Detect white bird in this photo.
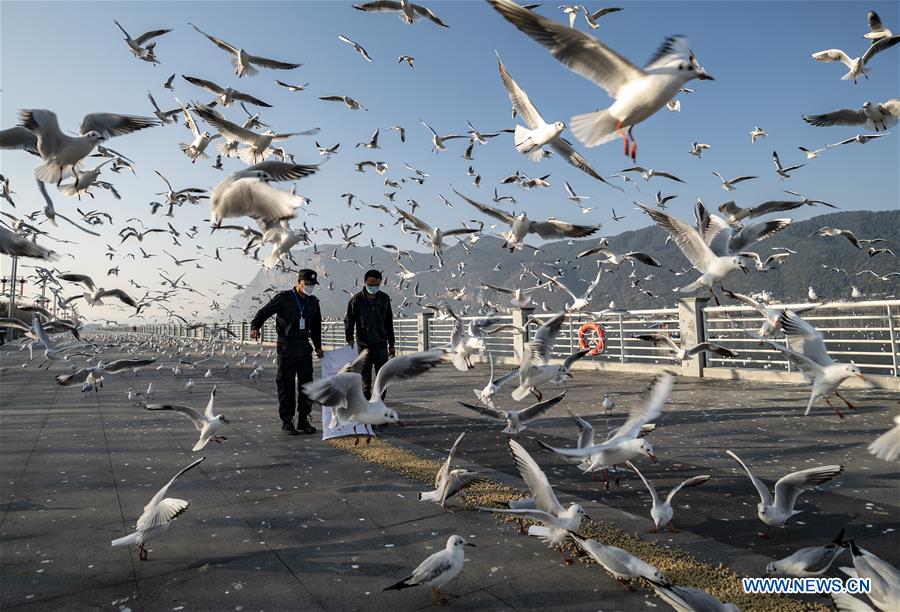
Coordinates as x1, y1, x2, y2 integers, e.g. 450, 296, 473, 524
648, 579, 739, 612
338, 34, 373, 61
712, 171, 757, 191
194, 106, 317, 165
633, 333, 738, 361
111, 457, 205, 561
798, 145, 826, 159
803, 99, 899, 131
582, 6, 623, 30
827, 132, 890, 147
395, 208, 477, 267
209, 161, 319, 225
303, 349, 444, 428
481, 282, 542, 309
811, 35, 900, 83
0, 226, 55, 259
511, 314, 589, 400
6, 109, 157, 185
419, 119, 466, 152
569, 533, 664, 586
868, 414, 900, 461
808, 286, 819, 301
540, 270, 603, 312
472, 352, 519, 408
840, 540, 900, 611
690, 142, 710, 157
446, 311, 507, 371
146, 386, 230, 451
489, 0, 713, 160
418, 433, 479, 507
726, 449, 843, 529
636, 205, 752, 295
189, 22, 303, 77
181, 76, 272, 108
184, 378, 194, 392
175, 99, 220, 163
765, 529, 846, 577
57, 273, 138, 309
353, 0, 450, 27
626, 461, 710, 532
864, 10, 893, 41
576, 245, 660, 268
57, 158, 115, 199
772, 150, 804, 179
750, 126, 768, 143
30, 316, 93, 368
720, 289, 818, 339
602, 393, 615, 414
382, 536, 472, 606
456, 189, 599, 251
113, 20, 171, 64
766, 310, 867, 418
496, 53, 620, 191
538, 374, 670, 487
458, 392, 565, 435
477, 439, 588, 555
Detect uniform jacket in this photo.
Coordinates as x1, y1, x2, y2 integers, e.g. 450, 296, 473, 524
250, 289, 322, 354
344, 290, 395, 350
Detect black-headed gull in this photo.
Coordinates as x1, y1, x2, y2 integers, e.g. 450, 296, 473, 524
209, 161, 319, 225
765, 310, 866, 418
353, 1, 449, 27
146, 386, 230, 451
455, 188, 599, 251
337, 34, 373, 62
477, 439, 588, 558
811, 35, 900, 83
840, 540, 900, 611
194, 105, 317, 165
395, 208, 477, 267
720, 289, 818, 339
418, 432, 479, 507
181, 75, 272, 108
576, 245, 660, 267
458, 392, 565, 435
510, 313, 588, 400
383, 536, 472, 606
569, 533, 664, 586
726, 449, 843, 529
489, 0, 712, 160
712, 171, 757, 191
865, 10, 893, 41
57, 273, 138, 308
582, 6, 622, 30
648, 578, 739, 612
540, 270, 602, 312
7, 109, 157, 185
868, 414, 900, 461
174, 99, 220, 163
538, 373, 670, 488
749, 126, 768, 143
189, 22, 302, 77
765, 529, 846, 577
772, 150, 804, 179
303, 348, 444, 428
633, 333, 738, 362
627, 461, 710, 532
113, 20, 171, 64
803, 99, 899, 131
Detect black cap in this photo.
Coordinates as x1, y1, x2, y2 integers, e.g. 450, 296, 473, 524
298, 269, 319, 285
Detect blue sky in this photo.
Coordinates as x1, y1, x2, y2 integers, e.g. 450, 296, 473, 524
1, 1, 897, 321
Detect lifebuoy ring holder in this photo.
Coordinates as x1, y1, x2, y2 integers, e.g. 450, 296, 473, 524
577, 322, 606, 356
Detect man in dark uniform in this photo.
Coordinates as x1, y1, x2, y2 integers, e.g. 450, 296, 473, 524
344, 269, 395, 399
250, 269, 323, 435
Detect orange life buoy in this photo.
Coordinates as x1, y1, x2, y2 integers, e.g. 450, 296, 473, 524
577, 322, 606, 356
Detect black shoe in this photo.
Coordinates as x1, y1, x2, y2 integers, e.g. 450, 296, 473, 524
282, 424, 300, 436
297, 421, 317, 435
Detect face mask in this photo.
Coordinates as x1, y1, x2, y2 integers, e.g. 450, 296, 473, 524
302, 284, 315, 295
365, 285, 380, 295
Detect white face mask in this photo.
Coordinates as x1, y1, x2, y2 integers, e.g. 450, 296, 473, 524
302, 284, 315, 295
365, 285, 380, 295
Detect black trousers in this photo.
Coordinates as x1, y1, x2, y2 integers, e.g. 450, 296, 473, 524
276, 349, 314, 426
359, 345, 389, 400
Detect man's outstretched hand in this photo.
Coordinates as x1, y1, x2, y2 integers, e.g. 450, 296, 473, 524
250, 329, 260, 341
388, 346, 396, 358
315, 349, 324, 359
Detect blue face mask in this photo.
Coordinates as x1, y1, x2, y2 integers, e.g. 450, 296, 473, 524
365, 285, 380, 295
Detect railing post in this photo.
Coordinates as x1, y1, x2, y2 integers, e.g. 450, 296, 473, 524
677, 297, 710, 378
618, 316, 626, 364
512, 307, 534, 359
887, 304, 898, 377
416, 312, 432, 351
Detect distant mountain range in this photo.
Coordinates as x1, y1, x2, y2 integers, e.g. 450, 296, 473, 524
227, 209, 899, 320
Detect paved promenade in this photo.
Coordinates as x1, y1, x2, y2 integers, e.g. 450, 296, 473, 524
1, 340, 897, 611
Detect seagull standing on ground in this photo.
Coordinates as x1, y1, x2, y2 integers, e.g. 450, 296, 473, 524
383, 536, 473, 606
765, 530, 846, 577
418, 433, 479, 507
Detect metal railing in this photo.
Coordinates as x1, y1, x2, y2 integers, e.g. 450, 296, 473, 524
135, 299, 900, 382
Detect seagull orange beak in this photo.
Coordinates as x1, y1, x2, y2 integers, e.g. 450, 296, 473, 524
856, 373, 867, 381
648, 452, 659, 464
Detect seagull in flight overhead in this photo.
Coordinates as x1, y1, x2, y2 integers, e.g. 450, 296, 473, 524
489, 0, 712, 159
458, 393, 566, 435
811, 34, 900, 83
352, 1, 449, 27
181, 76, 272, 108
772, 150, 804, 179
712, 171, 757, 191
57, 273, 138, 308
497, 52, 622, 191
802, 98, 899, 131
189, 22, 303, 77
826, 132, 890, 147
113, 20, 171, 64
749, 126, 768, 143
633, 333, 738, 362
864, 10, 893, 41
338, 34, 374, 62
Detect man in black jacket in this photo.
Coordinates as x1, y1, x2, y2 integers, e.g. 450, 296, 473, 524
250, 269, 323, 435
344, 269, 395, 399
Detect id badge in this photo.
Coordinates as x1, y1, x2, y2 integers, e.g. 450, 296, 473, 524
298, 318, 306, 331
